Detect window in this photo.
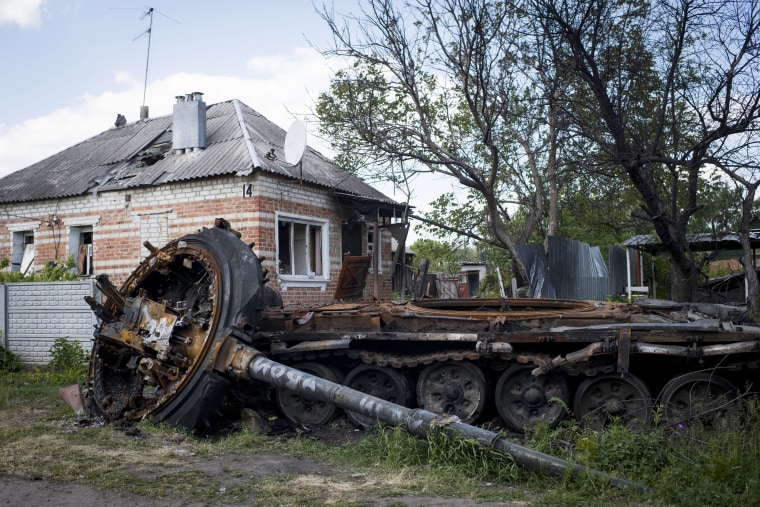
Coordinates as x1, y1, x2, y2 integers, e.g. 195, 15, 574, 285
11, 231, 34, 273
276, 212, 329, 290
69, 226, 93, 275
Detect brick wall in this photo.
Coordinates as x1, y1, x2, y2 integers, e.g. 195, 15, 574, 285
0, 281, 96, 365
0, 172, 395, 307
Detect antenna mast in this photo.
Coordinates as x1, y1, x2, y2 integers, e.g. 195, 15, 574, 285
138, 7, 154, 111
117, 5, 177, 119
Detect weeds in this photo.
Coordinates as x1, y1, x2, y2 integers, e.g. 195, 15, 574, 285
349, 425, 517, 483
524, 397, 760, 506
1, 364, 758, 506
0, 345, 21, 373
48, 337, 89, 377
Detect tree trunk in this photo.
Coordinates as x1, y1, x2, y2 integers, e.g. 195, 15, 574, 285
739, 187, 760, 315
668, 261, 693, 302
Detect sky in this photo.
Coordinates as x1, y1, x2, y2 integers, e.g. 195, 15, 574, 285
0, 0, 458, 232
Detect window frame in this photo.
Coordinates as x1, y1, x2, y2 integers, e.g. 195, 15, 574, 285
69, 225, 94, 275
367, 227, 383, 274
275, 211, 330, 291
7, 222, 40, 273
11, 231, 34, 273
66, 216, 100, 277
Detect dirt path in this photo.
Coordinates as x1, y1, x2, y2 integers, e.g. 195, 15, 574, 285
1, 397, 530, 506
1, 422, 528, 507
0, 474, 525, 507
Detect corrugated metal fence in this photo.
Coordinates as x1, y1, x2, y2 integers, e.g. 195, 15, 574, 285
515, 237, 631, 300
0, 281, 96, 365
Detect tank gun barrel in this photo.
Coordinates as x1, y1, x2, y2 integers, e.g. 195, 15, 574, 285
216, 337, 652, 494
86, 220, 760, 497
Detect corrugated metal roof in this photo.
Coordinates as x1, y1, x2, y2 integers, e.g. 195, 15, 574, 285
0, 99, 401, 208
622, 232, 760, 252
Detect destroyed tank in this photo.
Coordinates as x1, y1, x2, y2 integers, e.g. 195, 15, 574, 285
84, 219, 760, 434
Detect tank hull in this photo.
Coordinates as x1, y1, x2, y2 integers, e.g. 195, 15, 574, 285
84, 219, 760, 436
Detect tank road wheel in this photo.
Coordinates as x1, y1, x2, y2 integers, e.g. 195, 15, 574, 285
416, 361, 488, 424
574, 374, 652, 430
344, 365, 412, 428
658, 372, 738, 429
495, 365, 570, 432
276, 362, 341, 427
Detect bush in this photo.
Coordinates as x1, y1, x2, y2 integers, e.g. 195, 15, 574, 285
0, 345, 21, 373
0, 255, 79, 283
48, 337, 89, 376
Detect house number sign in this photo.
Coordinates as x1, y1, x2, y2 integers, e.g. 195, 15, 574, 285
242, 183, 253, 198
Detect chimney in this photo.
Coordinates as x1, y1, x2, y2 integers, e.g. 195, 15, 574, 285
172, 92, 207, 152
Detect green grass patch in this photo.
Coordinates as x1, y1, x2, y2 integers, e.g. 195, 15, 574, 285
2, 367, 759, 506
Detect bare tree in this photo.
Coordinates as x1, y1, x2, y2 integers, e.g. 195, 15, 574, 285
532, 0, 760, 301
316, 0, 565, 281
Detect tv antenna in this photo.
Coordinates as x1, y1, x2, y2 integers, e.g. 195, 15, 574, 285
119, 6, 179, 112
134, 7, 156, 109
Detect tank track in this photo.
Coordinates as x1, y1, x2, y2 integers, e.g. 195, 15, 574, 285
81, 219, 760, 436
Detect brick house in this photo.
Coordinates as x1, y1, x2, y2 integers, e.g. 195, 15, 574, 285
0, 92, 405, 305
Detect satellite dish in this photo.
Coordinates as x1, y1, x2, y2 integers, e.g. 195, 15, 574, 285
284, 120, 307, 165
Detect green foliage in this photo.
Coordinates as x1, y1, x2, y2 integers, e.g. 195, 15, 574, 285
0, 334, 20, 373
574, 424, 669, 481
1, 366, 759, 506
317, 0, 759, 303
0, 347, 20, 372
0, 256, 79, 283
653, 397, 760, 506
409, 238, 475, 273
525, 397, 760, 506
353, 425, 518, 483
48, 337, 89, 377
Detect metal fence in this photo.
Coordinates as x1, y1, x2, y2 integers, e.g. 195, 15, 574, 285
515, 237, 631, 301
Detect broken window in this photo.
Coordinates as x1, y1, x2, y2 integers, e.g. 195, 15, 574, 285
11, 231, 34, 274
69, 226, 93, 275
277, 214, 328, 279
341, 221, 382, 273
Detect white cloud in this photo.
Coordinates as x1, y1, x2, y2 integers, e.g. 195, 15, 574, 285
0, 43, 442, 241
112, 71, 133, 85
0, 0, 46, 29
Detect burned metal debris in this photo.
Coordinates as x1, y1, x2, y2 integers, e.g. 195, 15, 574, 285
75, 219, 760, 490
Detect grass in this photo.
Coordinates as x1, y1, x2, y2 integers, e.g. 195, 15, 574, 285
1, 366, 759, 506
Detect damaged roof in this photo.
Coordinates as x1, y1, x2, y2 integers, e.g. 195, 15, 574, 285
622, 231, 760, 253
0, 99, 401, 209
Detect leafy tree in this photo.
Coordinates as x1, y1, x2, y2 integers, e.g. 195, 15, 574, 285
409, 237, 481, 273
531, 0, 760, 302
316, 0, 759, 304
316, 0, 570, 282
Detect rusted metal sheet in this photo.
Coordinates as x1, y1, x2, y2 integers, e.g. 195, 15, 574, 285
334, 255, 371, 300
78, 219, 760, 490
